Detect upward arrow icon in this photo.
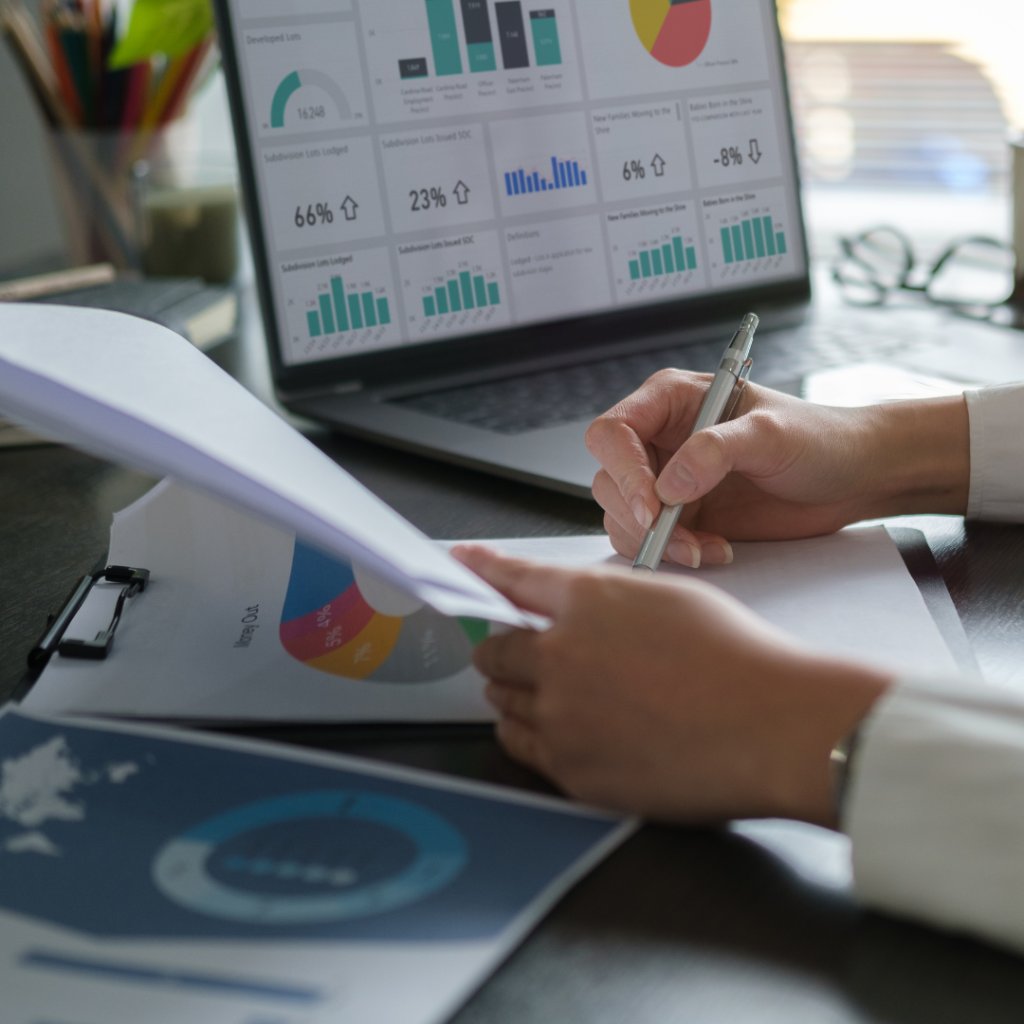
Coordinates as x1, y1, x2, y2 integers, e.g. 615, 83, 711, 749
340, 196, 359, 220
651, 154, 666, 176
453, 181, 471, 204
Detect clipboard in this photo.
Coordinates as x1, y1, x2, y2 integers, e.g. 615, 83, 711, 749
12, 503, 980, 723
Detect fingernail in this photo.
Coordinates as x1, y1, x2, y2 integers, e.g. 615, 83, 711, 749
658, 463, 697, 504
667, 540, 701, 568
702, 540, 734, 565
631, 496, 653, 530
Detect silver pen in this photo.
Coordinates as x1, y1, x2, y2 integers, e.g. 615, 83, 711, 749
633, 312, 759, 573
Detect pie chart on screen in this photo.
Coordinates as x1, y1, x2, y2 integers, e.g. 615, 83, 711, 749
630, 0, 712, 67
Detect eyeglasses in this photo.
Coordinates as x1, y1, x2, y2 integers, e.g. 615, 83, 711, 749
831, 226, 1017, 319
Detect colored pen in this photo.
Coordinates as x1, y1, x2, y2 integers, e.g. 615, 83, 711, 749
632, 312, 759, 574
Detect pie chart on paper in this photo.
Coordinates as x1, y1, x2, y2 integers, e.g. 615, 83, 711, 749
630, 0, 712, 68
279, 540, 488, 683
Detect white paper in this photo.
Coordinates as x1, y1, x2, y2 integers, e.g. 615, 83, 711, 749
802, 362, 969, 407
0, 707, 630, 1024
0, 303, 528, 626
489, 532, 961, 677
23, 481, 959, 722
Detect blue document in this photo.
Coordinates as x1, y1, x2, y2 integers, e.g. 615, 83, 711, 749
0, 709, 630, 1024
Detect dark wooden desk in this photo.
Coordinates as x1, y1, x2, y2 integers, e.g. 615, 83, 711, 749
4, 424, 1024, 1023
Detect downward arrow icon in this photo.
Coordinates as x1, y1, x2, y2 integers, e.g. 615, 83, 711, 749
748, 139, 762, 164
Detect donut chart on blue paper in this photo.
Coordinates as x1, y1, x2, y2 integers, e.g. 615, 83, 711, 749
153, 790, 468, 924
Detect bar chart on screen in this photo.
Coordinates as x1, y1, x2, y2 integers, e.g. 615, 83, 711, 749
492, 112, 594, 214
503, 155, 588, 196
703, 187, 794, 284
399, 231, 511, 340
281, 249, 401, 364
361, 0, 581, 123
607, 202, 705, 304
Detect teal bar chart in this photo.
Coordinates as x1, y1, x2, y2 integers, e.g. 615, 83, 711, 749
425, 0, 463, 75
628, 235, 697, 281
423, 272, 501, 317
529, 10, 562, 66
720, 217, 787, 264
305, 275, 391, 338
462, 0, 497, 71
396, 0, 567, 81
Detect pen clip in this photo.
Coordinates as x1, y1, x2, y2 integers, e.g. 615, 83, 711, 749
723, 358, 753, 422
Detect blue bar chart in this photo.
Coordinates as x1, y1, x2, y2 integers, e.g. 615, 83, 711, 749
503, 156, 588, 196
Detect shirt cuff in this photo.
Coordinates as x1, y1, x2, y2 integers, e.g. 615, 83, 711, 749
847, 675, 1024, 954
966, 384, 1024, 521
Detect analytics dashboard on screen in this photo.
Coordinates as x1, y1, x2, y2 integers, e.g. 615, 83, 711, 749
224, 0, 805, 367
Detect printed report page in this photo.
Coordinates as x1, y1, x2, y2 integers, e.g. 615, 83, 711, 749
227, 0, 805, 366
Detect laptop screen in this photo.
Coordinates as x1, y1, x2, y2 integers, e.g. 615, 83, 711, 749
217, 0, 806, 377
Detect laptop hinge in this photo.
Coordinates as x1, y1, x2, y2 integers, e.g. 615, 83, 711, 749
278, 379, 364, 402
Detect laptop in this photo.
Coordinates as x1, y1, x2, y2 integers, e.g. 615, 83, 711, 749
213, 0, 810, 498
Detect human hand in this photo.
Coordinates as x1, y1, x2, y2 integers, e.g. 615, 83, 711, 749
585, 372, 969, 567
453, 545, 891, 826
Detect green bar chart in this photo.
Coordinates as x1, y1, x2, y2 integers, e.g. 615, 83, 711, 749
529, 10, 562, 66
423, 272, 501, 317
305, 275, 391, 339
462, 0, 497, 71
720, 216, 787, 264
425, 0, 463, 75
628, 235, 698, 281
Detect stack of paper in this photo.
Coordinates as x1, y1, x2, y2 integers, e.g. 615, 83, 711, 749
0, 304, 529, 625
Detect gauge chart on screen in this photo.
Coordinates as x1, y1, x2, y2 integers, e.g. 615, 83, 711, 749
630, 0, 711, 67
279, 540, 489, 683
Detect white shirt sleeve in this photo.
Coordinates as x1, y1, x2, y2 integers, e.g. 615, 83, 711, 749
847, 676, 1024, 954
832, 386, 1024, 949
966, 384, 1024, 521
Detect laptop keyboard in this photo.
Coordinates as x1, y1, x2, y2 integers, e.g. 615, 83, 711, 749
394, 344, 723, 435
391, 304, 991, 435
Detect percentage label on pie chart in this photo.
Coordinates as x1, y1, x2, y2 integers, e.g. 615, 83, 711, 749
279, 540, 488, 682
630, 0, 711, 67
270, 69, 352, 127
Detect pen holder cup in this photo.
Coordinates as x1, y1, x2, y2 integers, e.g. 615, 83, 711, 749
45, 128, 145, 271
46, 128, 240, 283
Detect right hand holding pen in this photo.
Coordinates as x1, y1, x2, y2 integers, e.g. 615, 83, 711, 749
585, 370, 970, 567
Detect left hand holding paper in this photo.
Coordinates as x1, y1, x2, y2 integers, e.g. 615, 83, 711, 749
452, 544, 891, 828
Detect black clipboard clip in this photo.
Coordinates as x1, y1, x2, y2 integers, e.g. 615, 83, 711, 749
28, 565, 151, 673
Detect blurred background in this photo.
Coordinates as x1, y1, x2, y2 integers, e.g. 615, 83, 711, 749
1, 0, 1019, 278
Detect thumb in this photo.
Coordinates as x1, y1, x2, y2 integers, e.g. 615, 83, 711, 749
451, 545, 576, 618
655, 411, 779, 505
